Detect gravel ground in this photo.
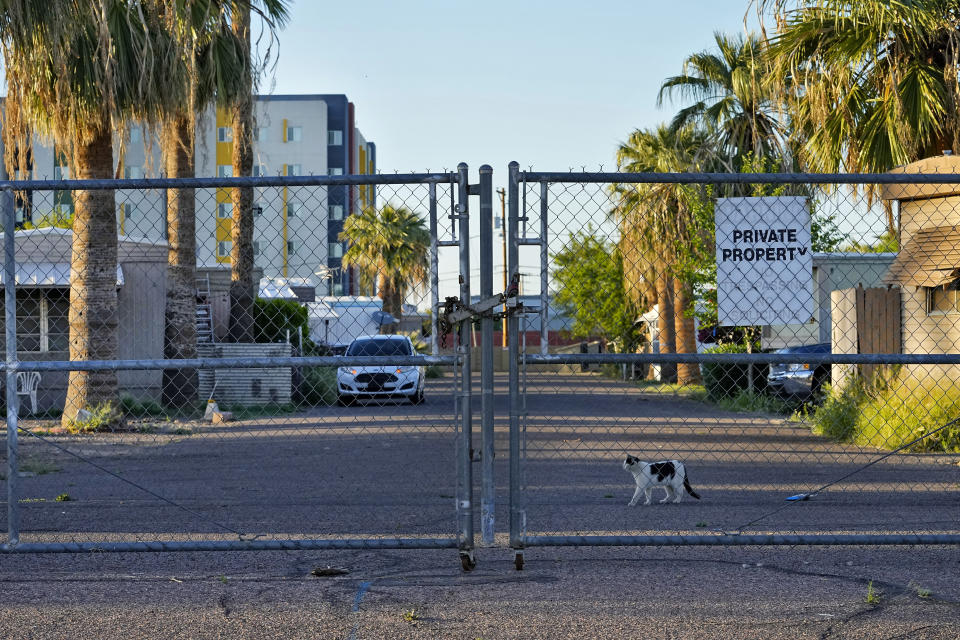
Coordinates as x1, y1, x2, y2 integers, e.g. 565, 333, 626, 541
2, 372, 958, 638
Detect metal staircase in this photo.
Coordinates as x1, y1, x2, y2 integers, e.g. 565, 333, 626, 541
196, 275, 214, 343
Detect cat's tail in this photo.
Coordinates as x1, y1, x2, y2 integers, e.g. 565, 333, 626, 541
683, 475, 701, 500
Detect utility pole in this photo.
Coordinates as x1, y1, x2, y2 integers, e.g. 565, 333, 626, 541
497, 188, 508, 348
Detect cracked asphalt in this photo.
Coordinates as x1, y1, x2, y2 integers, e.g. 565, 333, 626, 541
1, 372, 959, 638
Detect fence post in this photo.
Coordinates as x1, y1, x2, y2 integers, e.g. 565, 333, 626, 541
429, 182, 439, 356
478, 165, 495, 545
456, 163, 475, 569
3, 188, 20, 548
539, 182, 549, 355
507, 162, 524, 569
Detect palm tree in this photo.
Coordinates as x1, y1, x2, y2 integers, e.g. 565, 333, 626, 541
658, 31, 787, 169
612, 125, 713, 384
0, 1, 183, 426
339, 205, 430, 323
762, 0, 960, 175
159, 1, 286, 405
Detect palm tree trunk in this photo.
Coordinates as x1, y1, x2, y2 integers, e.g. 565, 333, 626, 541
673, 276, 700, 384
161, 112, 199, 407
228, 5, 255, 343
655, 267, 676, 383
62, 113, 119, 426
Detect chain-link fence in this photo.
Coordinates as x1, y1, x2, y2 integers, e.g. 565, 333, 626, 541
4, 165, 960, 570
1, 172, 478, 567
505, 165, 960, 565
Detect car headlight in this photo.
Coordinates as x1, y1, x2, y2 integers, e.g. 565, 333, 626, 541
787, 363, 810, 372
395, 366, 413, 374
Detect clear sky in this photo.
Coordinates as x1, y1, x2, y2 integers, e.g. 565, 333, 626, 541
265, 1, 761, 180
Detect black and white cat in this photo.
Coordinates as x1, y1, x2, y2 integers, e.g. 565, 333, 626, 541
622, 455, 701, 506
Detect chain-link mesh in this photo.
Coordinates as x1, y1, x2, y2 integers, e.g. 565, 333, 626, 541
509, 170, 960, 546
1, 174, 470, 552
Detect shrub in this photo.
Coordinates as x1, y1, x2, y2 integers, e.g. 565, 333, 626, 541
809, 373, 960, 452
65, 402, 123, 434
296, 366, 338, 406
702, 342, 767, 401
254, 298, 310, 345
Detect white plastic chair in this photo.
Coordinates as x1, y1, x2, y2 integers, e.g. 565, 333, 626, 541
16, 371, 41, 414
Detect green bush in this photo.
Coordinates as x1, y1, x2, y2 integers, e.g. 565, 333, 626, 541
296, 366, 338, 406
254, 298, 310, 345
65, 402, 123, 434
810, 374, 960, 452
702, 343, 767, 400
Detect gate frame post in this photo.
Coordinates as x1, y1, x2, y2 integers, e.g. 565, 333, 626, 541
478, 165, 496, 546
507, 162, 524, 569
3, 188, 20, 549
455, 163, 476, 570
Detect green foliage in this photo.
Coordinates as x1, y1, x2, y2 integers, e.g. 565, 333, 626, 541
254, 298, 310, 345
552, 228, 639, 353
296, 366, 337, 407
715, 389, 795, 415
701, 342, 765, 401
65, 402, 122, 434
120, 394, 166, 418
842, 230, 899, 254
810, 382, 863, 442
55, 493, 71, 502
810, 374, 960, 453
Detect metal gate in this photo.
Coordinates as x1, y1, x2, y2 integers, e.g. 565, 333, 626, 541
1, 170, 479, 570
503, 164, 960, 569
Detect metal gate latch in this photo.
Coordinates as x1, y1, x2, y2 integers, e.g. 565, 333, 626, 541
440, 273, 521, 342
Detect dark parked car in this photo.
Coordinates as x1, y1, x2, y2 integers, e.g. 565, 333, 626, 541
767, 343, 831, 400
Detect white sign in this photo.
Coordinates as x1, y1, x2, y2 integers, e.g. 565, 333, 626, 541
715, 196, 813, 326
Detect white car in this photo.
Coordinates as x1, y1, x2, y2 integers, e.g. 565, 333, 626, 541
336, 335, 425, 406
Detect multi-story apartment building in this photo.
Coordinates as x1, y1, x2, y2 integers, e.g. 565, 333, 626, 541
3, 94, 376, 296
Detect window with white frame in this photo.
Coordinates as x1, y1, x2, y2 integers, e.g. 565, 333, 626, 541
328, 242, 343, 258
287, 240, 297, 255
252, 164, 268, 177
252, 240, 260, 257
1, 289, 70, 353
217, 126, 233, 143
217, 165, 233, 178
328, 130, 343, 145
217, 202, 231, 218
328, 167, 344, 176
286, 164, 302, 176
122, 202, 138, 220
217, 240, 232, 258
329, 204, 344, 221
53, 165, 69, 180
286, 125, 302, 142
286, 200, 299, 218
124, 165, 143, 179
253, 202, 263, 216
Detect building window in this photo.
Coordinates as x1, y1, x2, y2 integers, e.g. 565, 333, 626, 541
253, 241, 260, 257
124, 166, 143, 180
928, 283, 960, 314
329, 204, 344, 221
217, 126, 233, 143
287, 240, 297, 255
286, 164, 302, 176
257, 127, 269, 143
286, 200, 299, 218
217, 202, 231, 218
253, 202, 263, 217
332, 282, 344, 296
53, 165, 69, 181
129, 128, 142, 144
286, 125, 302, 142
328, 130, 343, 145
122, 203, 139, 220
329, 242, 343, 259
217, 241, 232, 258
1, 289, 70, 353
328, 167, 344, 176
252, 164, 268, 177
217, 165, 233, 178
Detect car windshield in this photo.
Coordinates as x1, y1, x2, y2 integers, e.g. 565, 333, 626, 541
346, 339, 412, 357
